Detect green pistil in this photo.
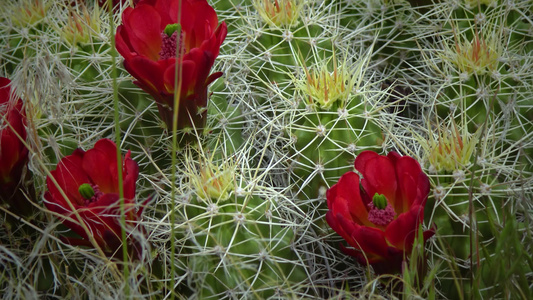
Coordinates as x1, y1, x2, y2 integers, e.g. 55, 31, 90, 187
372, 193, 388, 210
164, 23, 181, 37
78, 183, 95, 200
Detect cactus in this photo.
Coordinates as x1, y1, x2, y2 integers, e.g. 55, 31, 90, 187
167, 85, 307, 297
230, 0, 385, 198
400, 1, 533, 298
178, 154, 307, 298
0, 0, 532, 299
417, 115, 531, 298
415, 117, 499, 296
287, 51, 383, 200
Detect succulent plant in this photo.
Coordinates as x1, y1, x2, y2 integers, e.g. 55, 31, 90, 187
0, 0, 531, 299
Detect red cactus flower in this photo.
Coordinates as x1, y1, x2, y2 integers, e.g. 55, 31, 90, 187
44, 139, 144, 259
115, 0, 227, 130
326, 151, 434, 274
0, 77, 28, 199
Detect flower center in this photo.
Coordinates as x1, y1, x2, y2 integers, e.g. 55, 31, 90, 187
159, 23, 183, 60
367, 193, 396, 226
78, 183, 103, 206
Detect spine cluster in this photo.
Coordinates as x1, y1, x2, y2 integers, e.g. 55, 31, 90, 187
0, 0, 531, 299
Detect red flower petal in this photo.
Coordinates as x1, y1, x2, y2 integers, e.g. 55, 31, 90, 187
206, 71, 223, 87
348, 225, 389, 263
200, 22, 228, 58
115, 26, 134, 61
46, 149, 89, 207
0, 77, 12, 103
75, 193, 127, 246
354, 151, 398, 209
150, 0, 181, 28
389, 152, 428, 212
60, 236, 93, 248
181, 48, 215, 100
121, 4, 162, 61
140, 0, 219, 51
82, 139, 118, 194
45, 195, 109, 248
326, 211, 357, 247
122, 151, 139, 200
0, 78, 27, 186
0, 127, 22, 183
327, 171, 372, 227
44, 191, 72, 216
87, 192, 121, 211
162, 59, 203, 128
124, 56, 173, 99
181, 0, 220, 50
338, 243, 360, 258
163, 59, 197, 98
385, 205, 425, 251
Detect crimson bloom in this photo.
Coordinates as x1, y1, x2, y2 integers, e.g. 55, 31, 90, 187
0, 77, 28, 202
44, 139, 144, 259
115, 0, 227, 130
326, 151, 434, 274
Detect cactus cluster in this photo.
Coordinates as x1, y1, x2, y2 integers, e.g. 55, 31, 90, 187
0, 0, 532, 299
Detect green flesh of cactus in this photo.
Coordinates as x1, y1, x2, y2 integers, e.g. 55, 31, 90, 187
290, 99, 382, 199
182, 194, 306, 298
176, 85, 306, 297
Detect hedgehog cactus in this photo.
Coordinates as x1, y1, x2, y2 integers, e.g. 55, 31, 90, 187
418, 1, 532, 144
177, 140, 306, 298
406, 1, 533, 297
435, 26, 511, 132
420, 118, 500, 259
164, 81, 307, 297
417, 114, 532, 297
0, 0, 532, 299
182, 180, 306, 298
234, 0, 383, 200
242, 0, 328, 98
288, 53, 383, 199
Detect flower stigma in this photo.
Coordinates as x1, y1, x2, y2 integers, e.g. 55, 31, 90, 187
160, 23, 183, 60
367, 193, 395, 226
164, 23, 181, 37
78, 183, 103, 205
372, 193, 387, 209
79, 183, 95, 200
